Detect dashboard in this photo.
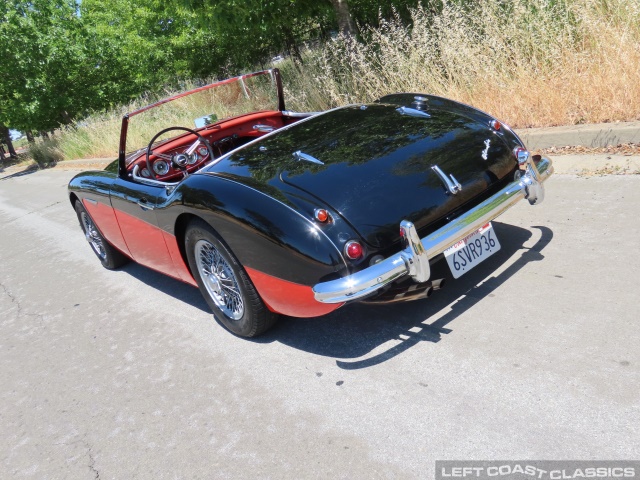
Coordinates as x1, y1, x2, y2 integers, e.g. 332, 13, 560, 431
126, 111, 291, 183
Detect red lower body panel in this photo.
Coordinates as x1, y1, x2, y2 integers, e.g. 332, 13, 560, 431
85, 201, 337, 317
245, 267, 344, 318
83, 199, 131, 257
109, 207, 195, 286
163, 231, 197, 287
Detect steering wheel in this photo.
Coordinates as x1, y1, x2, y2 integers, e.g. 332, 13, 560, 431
145, 126, 214, 180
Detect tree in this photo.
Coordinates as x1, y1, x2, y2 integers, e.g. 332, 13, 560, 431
1, 0, 212, 133
0, 124, 18, 158
0, 0, 98, 132
175, 0, 335, 69
331, 0, 356, 36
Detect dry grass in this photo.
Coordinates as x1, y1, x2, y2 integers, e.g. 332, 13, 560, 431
56, 0, 640, 159
57, 74, 279, 159
284, 0, 640, 128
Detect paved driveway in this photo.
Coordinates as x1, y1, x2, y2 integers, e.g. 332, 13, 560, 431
1, 169, 638, 479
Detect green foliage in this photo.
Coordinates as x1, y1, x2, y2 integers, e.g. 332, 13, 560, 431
177, 0, 335, 70
0, 0, 225, 134
0, 0, 422, 134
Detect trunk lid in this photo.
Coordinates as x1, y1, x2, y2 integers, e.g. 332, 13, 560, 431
214, 103, 517, 248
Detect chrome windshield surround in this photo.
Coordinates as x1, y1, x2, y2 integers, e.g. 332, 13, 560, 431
313, 155, 554, 303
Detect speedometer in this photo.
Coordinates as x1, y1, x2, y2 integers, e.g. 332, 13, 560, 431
153, 160, 169, 176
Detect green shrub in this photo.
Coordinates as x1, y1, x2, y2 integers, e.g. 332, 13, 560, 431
29, 138, 65, 168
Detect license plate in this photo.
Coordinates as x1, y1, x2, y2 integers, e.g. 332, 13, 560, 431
444, 223, 501, 279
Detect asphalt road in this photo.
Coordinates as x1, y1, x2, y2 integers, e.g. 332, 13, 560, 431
1, 169, 639, 479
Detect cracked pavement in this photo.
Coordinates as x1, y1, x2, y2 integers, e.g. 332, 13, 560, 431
1, 168, 639, 478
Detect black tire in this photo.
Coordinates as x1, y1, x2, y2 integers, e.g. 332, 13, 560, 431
185, 219, 278, 337
75, 201, 129, 270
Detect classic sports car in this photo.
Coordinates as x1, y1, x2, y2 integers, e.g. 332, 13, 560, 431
69, 69, 553, 337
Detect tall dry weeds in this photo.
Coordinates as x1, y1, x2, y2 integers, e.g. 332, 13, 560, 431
285, 0, 640, 128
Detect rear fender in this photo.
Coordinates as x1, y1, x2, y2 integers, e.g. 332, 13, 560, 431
171, 173, 347, 287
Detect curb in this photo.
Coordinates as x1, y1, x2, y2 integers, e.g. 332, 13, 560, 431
516, 121, 640, 150
548, 154, 640, 176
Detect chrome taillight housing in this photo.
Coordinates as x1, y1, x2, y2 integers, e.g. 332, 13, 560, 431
344, 240, 364, 260
513, 147, 530, 165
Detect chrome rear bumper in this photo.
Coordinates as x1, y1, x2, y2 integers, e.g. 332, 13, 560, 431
312, 155, 553, 303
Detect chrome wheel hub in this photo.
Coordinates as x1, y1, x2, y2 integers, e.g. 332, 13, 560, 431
195, 239, 244, 321
206, 273, 222, 295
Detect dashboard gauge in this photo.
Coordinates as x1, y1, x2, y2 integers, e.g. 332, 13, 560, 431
141, 168, 151, 178
197, 146, 209, 157
153, 160, 169, 176
187, 153, 199, 165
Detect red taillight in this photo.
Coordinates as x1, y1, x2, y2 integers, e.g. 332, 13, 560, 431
490, 119, 501, 131
344, 240, 363, 260
314, 209, 329, 223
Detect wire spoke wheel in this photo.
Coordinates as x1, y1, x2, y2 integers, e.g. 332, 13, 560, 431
74, 201, 129, 270
185, 219, 278, 337
81, 211, 107, 261
195, 239, 244, 320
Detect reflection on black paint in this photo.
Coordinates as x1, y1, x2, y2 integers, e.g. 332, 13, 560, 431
210, 103, 517, 248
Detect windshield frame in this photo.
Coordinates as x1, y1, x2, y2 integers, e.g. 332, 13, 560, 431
117, 69, 285, 178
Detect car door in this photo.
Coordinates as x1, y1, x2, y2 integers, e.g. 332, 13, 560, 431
110, 176, 178, 277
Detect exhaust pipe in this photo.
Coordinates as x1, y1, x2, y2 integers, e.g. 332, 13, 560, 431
361, 278, 446, 304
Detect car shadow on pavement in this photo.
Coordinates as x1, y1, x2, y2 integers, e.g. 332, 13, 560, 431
122, 263, 210, 313
256, 222, 554, 369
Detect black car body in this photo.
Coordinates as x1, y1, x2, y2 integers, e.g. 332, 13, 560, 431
69, 69, 553, 337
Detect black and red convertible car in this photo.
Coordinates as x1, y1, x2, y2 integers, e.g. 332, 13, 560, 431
69, 69, 553, 337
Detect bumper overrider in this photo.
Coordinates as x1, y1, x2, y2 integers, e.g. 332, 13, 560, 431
313, 154, 554, 303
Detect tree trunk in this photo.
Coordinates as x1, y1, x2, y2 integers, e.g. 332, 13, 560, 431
39, 131, 49, 140
1, 124, 18, 157
0, 144, 6, 161
61, 110, 73, 125
330, 0, 356, 37
26, 130, 35, 143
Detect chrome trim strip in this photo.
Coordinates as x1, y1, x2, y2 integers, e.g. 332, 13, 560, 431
293, 150, 324, 165
396, 106, 431, 118
312, 156, 553, 303
282, 110, 323, 118
253, 124, 275, 132
131, 164, 179, 188
431, 165, 462, 195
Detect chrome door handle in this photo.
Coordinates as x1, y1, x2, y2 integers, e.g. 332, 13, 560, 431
137, 198, 155, 210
